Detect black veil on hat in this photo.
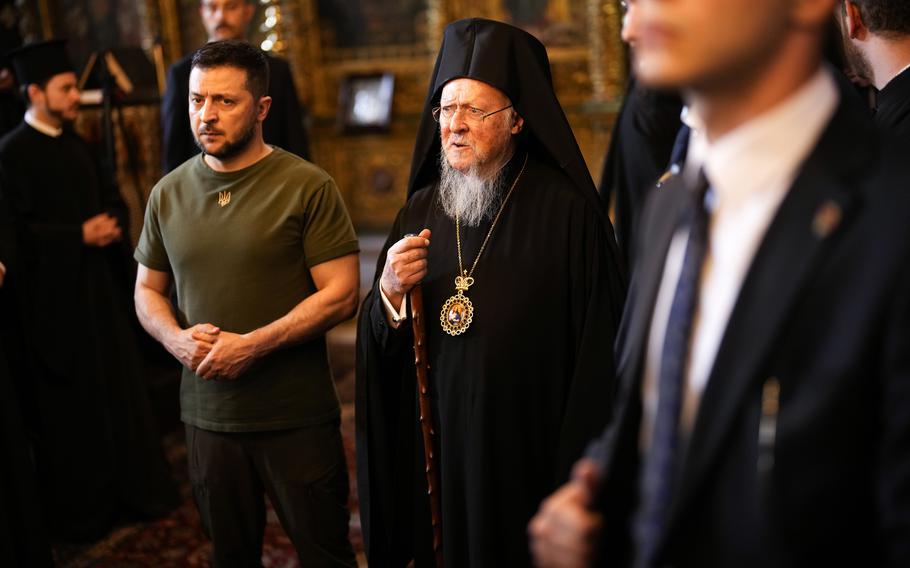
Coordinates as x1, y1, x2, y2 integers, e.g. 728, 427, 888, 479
407, 18, 602, 212
7, 39, 74, 86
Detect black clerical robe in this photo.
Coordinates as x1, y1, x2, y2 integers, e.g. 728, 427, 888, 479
599, 78, 682, 266
876, 65, 910, 136
356, 153, 624, 567
0, 181, 48, 565
0, 342, 52, 566
0, 121, 177, 541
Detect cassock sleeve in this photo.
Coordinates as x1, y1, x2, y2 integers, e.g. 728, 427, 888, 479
2, 178, 83, 250
554, 199, 626, 482
355, 205, 423, 566
0, 153, 83, 258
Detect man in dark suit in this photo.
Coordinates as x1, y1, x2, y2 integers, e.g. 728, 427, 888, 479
529, 0, 910, 566
160, 0, 309, 173
836, 0, 910, 134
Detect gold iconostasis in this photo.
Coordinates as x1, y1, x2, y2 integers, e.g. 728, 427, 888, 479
18, 0, 627, 236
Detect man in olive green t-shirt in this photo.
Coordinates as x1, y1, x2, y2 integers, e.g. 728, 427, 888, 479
135, 41, 358, 567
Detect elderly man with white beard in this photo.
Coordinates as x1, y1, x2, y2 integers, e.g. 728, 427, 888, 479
355, 18, 627, 568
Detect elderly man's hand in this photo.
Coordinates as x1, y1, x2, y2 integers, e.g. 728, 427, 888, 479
166, 323, 220, 372
529, 458, 604, 568
195, 330, 258, 381
380, 228, 431, 309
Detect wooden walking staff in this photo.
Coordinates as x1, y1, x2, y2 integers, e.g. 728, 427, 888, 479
409, 283, 444, 568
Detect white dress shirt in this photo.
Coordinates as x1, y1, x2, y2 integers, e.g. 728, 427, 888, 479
640, 69, 840, 448
380, 284, 408, 329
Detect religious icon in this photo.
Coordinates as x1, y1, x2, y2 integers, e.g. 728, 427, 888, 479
447, 303, 464, 325
339, 73, 395, 133
440, 293, 474, 336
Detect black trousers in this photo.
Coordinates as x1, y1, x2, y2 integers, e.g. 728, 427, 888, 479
185, 419, 356, 568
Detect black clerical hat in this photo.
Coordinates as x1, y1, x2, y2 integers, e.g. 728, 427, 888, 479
7, 40, 74, 86
408, 18, 596, 209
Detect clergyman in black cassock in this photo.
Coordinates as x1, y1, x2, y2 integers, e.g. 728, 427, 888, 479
0, 40, 178, 542
356, 18, 626, 567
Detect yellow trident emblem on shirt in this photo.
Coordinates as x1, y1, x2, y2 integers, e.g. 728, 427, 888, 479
217, 191, 231, 207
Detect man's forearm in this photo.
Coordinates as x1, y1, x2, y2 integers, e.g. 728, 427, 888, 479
135, 284, 183, 352
245, 283, 358, 358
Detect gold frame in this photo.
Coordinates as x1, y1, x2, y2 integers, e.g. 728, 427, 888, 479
157, 0, 183, 65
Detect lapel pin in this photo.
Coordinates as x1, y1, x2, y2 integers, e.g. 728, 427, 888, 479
812, 200, 842, 238
656, 163, 681, 188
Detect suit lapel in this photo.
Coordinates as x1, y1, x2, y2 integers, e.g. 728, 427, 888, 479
601, 173, 689, 478
662, 99, 873, 538
621, 174, 691, 381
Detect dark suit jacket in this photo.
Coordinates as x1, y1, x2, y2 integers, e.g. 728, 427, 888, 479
589, 87, 910, 568
160, 50, 310, 173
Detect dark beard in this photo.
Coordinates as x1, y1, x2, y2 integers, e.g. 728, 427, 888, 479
842, 40, 874, 87
194, 118, 257, 161
45, 103, 76, 125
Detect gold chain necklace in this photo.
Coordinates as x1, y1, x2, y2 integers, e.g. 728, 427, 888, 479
440, 153, 528, 336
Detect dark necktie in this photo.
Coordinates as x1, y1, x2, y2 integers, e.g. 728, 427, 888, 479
635, 170, 711, 568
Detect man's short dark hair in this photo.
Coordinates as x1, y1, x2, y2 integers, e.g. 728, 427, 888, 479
191, 40, 269, 99
851, 0, 910, 36
19, 79, 50, 107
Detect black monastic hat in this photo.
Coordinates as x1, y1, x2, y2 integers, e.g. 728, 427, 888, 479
407, 18, 600, 213
7, 39, 74, 86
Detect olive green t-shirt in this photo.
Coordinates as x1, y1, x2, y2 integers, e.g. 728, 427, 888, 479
135, 148, 359, 432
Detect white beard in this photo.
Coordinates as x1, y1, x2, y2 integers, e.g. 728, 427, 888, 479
437, 152, 506, 227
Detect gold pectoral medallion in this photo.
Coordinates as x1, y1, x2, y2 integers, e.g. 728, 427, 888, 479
441, 154, 528, 337
440, 274, 474, 336
218, 191, 231, 207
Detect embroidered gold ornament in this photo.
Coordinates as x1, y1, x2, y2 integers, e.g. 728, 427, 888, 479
218, 191, 231, 207
440, 154, 527, 336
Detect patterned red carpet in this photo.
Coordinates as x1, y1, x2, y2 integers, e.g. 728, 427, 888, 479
53, 366, 364, 567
